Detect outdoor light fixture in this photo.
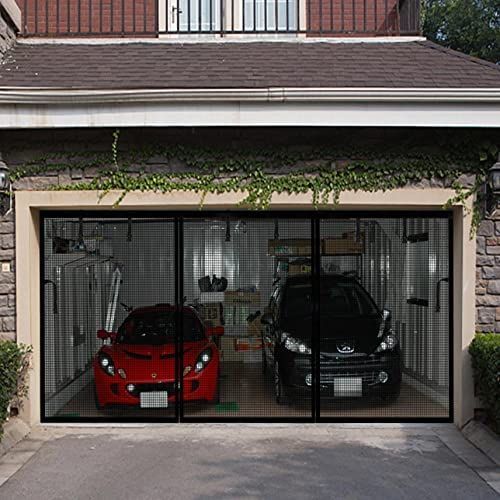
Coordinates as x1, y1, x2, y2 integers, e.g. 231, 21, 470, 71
0, 154, 11, 217
486, 154, 500, 215
0, 155, 9, 191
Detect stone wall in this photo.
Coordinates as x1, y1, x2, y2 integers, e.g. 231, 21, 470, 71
0, 127, 497, 340
0, 209, 15, 341
476, 217, 500, 333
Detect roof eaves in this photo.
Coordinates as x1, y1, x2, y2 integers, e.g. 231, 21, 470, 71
1, 87, 500, 104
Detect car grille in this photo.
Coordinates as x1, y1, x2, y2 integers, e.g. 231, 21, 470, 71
124, 350, 152, 360
320, 355, 381, 368
135, 383, 176, 393
319, 371, 378, 385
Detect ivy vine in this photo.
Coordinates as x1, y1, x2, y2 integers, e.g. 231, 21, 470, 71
8, 130, 499, 234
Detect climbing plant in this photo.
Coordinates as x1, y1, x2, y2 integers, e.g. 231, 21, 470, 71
8, 129, 499, 233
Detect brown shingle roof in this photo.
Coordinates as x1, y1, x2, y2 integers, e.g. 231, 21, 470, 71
0, 40, 499, 89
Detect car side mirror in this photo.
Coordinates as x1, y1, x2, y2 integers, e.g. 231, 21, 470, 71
97, 329, 116, 341
260, 313, 274, 326
206, 326, 224, 336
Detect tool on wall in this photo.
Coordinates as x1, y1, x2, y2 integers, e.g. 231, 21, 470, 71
105, 265, 123, 332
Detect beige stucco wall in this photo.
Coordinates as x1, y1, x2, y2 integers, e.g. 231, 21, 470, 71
15, 188, 476, 427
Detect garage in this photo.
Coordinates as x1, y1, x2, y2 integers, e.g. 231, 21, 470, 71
41, 211, 452, 422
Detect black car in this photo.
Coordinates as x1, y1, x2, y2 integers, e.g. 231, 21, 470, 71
260, 274, 402, 404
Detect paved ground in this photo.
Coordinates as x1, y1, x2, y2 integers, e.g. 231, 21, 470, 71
0, 425, 499, 500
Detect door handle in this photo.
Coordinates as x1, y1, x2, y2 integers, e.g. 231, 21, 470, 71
436, 277, 449, 312
172, 5, 183, 22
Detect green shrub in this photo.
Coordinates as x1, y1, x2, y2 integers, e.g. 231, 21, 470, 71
469, 333, 500, 433
0, 341, 31, 437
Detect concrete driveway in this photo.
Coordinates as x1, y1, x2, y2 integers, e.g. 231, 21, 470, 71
0, 424, 498, 500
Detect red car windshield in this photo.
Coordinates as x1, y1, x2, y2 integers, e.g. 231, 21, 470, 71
116, 311, 205, 345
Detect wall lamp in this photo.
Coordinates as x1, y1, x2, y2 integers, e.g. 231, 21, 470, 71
486, 155, 500, 216
0, 154, 12, 217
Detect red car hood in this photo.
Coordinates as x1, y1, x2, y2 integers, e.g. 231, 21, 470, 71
100, 341, 209, 381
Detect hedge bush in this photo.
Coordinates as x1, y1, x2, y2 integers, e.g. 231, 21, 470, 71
469, 334, 500, 433
0, 341, 31, 438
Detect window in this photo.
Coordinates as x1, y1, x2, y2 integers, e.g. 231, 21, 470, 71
244, 0, 298, 31
172, 0, 298, 32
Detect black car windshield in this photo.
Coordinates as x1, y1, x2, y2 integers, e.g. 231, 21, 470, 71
117, 311, 205, 345
282, 280, 379, 319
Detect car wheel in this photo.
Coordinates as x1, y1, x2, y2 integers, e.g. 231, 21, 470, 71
274, 362, 288, 405
381, 384, 401, 405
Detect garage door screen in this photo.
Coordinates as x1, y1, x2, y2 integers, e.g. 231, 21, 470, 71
41, 213, 452, 422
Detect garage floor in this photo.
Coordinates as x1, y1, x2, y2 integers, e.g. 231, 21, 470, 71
57, 362, 446, 419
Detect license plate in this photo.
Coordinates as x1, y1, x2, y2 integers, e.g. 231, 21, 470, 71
334, 378, 362, 397
140, 391, 168, 408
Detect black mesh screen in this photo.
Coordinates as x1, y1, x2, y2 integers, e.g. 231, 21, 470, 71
181, 218, 312, 419
318, 217, 450, 419
42, 213, 451, 422
42, 217, 178, 420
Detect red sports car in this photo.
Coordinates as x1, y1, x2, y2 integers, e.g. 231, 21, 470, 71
93, 305, 223, 410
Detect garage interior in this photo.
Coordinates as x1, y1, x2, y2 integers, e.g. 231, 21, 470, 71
42, 213, 451, 421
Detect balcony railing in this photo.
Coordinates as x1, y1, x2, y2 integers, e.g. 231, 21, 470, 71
20, 0, 420, 36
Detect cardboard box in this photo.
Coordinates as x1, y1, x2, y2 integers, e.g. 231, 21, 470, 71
247, 315, 263, 337
288, 263, 312, 276
221, 336, 243, 362
199, 292, 225, 303
268, 239, 311, 256
199, 302, 223, 327
224, 290, 261, 305
322, 237, 364, 255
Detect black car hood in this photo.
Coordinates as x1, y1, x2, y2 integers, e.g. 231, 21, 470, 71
281, 314, 382, 354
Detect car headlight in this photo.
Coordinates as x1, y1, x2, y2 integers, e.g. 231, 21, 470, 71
375, 333, 398, 353
282, 333, 311, 355
99, 353, 115, 376
194, 349, 212, 373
